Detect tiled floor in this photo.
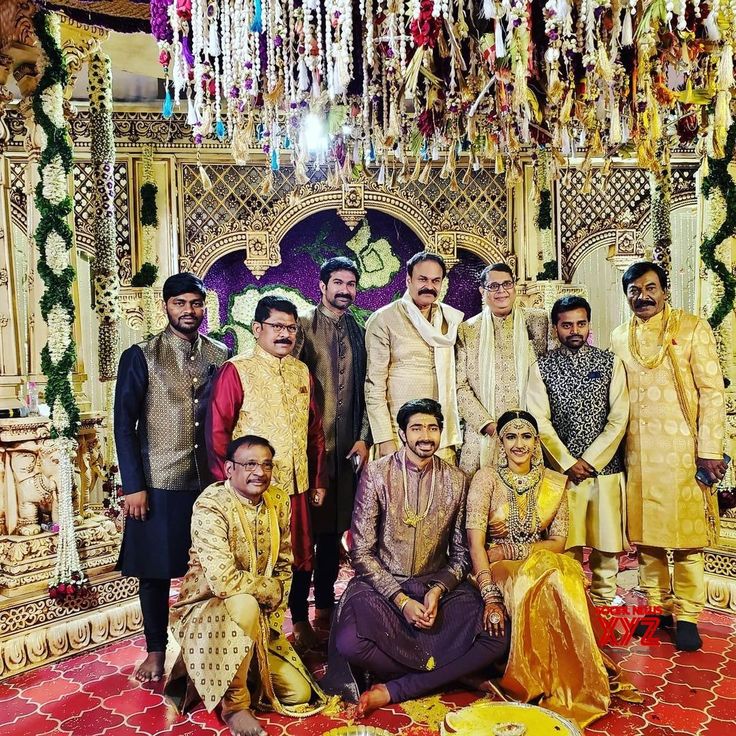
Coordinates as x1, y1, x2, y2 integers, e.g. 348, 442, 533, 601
2, 565, 735, 736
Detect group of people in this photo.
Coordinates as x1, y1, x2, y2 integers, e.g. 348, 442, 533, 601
114, 253, 727, 736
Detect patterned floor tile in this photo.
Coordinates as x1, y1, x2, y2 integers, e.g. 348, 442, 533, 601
3, 563, 735, 736
644, 702, 709, 733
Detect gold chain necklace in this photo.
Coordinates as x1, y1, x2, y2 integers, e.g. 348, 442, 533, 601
628, 303, 680, 370
401, 452, 436, 528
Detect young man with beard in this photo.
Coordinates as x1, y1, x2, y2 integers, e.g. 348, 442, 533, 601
206, 295, 328, 641
526, 296, 629, 605
611, 262, 726, 650
291, 257, 371, 649
166, 436, 326, 736
365, 252, 463, 464
321, 399, 509, 715
115, 272, 229, 682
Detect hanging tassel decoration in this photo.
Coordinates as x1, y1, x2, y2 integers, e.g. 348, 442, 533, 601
216, 119, 226, 140
495, 19, 506, 58
621, 11, 633, 46
251, 0, 263, 33
187, 95, 197, 125
483, 0, 498, 19
377, 160, 386, 185
704, 10, 721, 41
208, 17, 221, 56
298, 58, 310, 91
199, 163, 213, 191
270, 147, 280, 171
163, 85, 173, 119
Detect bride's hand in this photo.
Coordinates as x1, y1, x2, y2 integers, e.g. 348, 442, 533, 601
483, 600, 507, 637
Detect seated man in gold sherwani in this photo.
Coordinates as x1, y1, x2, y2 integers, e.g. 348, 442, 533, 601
611, 261, 727, 651
456, 263, 549, 475
321, 399, 509, 716
365, 252, 464, 463
166, 435, 325, 736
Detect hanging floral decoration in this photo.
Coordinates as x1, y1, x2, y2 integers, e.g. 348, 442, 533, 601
32, 9, 87, 601
89, 51, 120, 383
149, 0, 736, 183
534, 148, 558, 280
131, 144, 160, 337
701, 120, 736, 330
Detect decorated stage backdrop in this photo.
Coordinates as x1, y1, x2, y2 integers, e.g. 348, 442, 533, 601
203, 210, 486, 354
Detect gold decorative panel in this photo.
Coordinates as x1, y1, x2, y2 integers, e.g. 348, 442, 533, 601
8, 159, 26, 235
181, 163, 510, 276
558, 164, 697, 281
72, 160, 132, 283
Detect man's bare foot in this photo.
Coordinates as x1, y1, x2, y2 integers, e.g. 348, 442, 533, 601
223, 709, 266, 736
357, 683, 391, 718
134, 652, 165, 682
292, 621, 318, 652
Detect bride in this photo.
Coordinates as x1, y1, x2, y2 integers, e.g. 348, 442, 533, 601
465, 409, 631, 727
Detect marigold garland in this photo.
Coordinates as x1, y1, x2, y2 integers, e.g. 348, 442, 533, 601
32, 9, 87, 601
700, 121, 736, 330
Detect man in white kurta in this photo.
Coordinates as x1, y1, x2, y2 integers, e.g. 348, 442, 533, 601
365, 252, 463, 463
526, 296, 629, 605
610, 261, 726, 651
456, 263, 549, 474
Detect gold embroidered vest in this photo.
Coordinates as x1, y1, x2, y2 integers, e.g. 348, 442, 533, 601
139, 329, 229, 490
230, 346, 311, 494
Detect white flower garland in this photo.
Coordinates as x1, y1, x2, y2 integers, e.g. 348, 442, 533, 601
42, 155, 68, 205
89, 52, 120, 383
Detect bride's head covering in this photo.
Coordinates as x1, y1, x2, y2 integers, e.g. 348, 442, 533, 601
495, 409, 543, 468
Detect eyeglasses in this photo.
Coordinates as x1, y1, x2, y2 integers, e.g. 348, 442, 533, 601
258, 321, 298, 334
230, 459, 274, 472
481, 280, 515, 293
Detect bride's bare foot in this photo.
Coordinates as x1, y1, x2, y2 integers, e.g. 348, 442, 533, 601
134, 652, 165, 682
357, 683, 391, 718
223, 709, 266, 736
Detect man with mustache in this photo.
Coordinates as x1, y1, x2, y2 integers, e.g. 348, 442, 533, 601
456, 262, 550, 475
365, 251, 463, 464
166, 435, 327, 736
526, 296, 630, 605
207, 295, 328, 629
321, 399, 509, 714
114, 272, 229, 683
611, 261, 726, 650
291, 257, 371, 650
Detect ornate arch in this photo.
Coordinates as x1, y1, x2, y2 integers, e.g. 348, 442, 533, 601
568, 228, 644, 280
185, 180, 508, 278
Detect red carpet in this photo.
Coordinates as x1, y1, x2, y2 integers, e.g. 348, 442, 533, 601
2, 564, 735, 736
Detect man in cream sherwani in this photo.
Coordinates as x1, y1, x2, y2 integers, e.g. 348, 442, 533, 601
364, 251, 463, 464
456, 262, 549, 475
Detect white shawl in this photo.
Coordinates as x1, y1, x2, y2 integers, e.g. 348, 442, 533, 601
478, 305, 536, 466
400, 291, 464, 450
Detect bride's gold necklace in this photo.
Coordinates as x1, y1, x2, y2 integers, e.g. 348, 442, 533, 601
402, 452, 436, 528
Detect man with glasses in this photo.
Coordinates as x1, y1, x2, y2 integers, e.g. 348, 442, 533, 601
167, 435, 326, 735
456, 263, 549, 474
114, 272, 229, 684
365, 251, 463, 464
207, 295, 327, 636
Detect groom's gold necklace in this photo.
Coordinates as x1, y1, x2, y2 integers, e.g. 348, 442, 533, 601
402, 453, 436, 527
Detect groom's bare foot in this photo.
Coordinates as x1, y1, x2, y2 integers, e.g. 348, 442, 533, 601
357, 683, 391, 718
134, 652, 165, 682
224, 709, 266, 736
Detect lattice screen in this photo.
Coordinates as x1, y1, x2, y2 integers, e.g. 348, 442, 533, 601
180, 163, 509, 261
72, 161, 133, 284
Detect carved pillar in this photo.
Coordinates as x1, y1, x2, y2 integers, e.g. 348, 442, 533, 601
0, 54, 13, 154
